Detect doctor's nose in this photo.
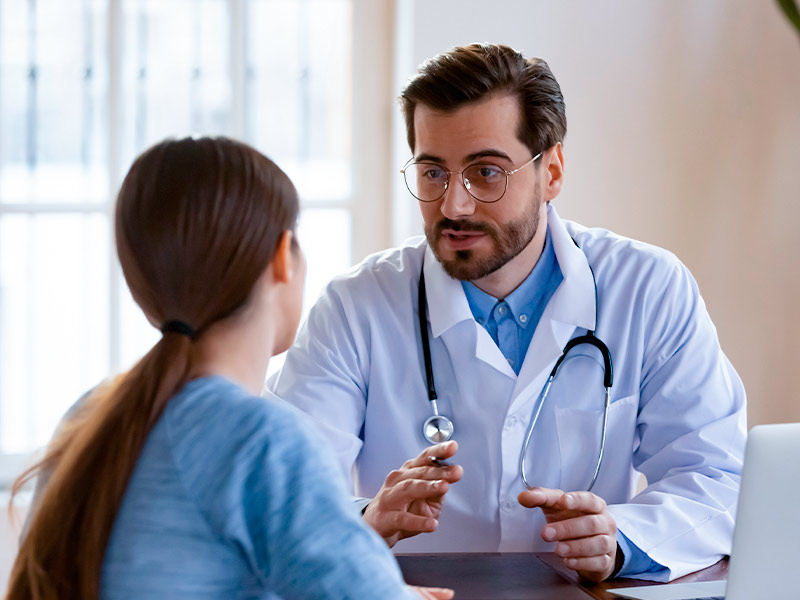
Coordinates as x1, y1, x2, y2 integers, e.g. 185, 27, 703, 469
439, 176, 477, 220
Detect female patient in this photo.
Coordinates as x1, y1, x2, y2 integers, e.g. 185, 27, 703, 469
6, 137, 451, 600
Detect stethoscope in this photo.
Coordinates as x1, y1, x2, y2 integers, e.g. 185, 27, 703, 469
417, 250, 614, 492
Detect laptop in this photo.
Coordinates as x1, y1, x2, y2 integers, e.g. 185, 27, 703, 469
609, 423, 800, 600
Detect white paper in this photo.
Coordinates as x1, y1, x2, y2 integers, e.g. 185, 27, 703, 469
607, 579, 726, 600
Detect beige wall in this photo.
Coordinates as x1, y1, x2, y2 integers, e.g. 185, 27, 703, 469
390, 0, 800, 427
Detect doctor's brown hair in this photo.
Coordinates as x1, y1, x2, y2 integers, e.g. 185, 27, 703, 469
6, 137, 299, 600
400, 43, 567, 156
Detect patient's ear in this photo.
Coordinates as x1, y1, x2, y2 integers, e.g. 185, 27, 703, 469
271, 231, 294, 284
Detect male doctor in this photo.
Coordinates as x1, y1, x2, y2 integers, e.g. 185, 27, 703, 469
270, 43, 746, 582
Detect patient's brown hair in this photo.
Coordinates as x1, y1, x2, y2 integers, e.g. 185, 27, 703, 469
6, 136, 299, 600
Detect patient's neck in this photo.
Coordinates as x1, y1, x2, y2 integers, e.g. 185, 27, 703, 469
188, 305, 274, 396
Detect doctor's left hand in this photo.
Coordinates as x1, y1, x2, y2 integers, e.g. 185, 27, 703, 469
518, 487, 619, 582
363, 441, 463, 548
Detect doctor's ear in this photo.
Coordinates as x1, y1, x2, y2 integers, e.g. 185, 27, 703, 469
542, 143, 564, 202
271, 230, 295, 284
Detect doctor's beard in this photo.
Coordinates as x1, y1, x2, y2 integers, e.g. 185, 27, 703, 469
425, 203, 541, 282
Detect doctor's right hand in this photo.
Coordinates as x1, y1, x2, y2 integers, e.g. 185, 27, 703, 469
363, 441, 463, 548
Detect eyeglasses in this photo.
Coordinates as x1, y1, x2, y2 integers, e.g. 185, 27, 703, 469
401, 152, 542, 204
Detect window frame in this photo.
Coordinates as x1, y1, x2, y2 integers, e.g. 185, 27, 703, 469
0, 0, 394, 484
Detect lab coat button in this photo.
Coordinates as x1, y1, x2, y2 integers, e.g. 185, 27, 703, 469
501, 499, 514, 512
504, 416, 517, 430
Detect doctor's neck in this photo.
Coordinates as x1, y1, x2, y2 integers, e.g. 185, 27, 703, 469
470, 221, 548, 300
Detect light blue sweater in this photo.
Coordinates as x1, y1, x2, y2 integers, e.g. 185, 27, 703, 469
99, 375, 411, 599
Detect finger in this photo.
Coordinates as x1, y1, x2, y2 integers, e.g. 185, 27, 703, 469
429, 439, 458, 462
517, 487, 566, 509
563, 554, 616, 582
410, 586, 455, 600
554, 534, 617, 559
557, 491, 607, 514
386, 464, 463, 487
395, 511, 438, 534
373, 510, 438, 537
404, 440, 459, 468
383, 479, 450, 505
418, 462, 463, 483
542, 513, 615, 542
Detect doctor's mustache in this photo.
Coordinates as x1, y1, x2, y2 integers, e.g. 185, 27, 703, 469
434, 218, 499, 240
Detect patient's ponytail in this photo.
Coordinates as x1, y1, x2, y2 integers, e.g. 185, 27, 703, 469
6, 137, 299, 600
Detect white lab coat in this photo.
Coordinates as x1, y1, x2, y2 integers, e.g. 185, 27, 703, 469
270, 205, 746, 581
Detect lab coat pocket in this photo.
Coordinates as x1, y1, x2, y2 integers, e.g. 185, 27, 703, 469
554, 394, 638, 500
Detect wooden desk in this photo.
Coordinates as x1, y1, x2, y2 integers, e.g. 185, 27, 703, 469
397, 553, 728, 600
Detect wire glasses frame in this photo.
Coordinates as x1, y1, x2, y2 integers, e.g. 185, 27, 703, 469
400, 152, 542, 204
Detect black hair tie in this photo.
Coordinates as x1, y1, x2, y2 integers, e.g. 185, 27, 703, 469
160, 320, 197, 340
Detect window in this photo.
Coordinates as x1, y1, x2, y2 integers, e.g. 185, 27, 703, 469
0, 0, 389, 467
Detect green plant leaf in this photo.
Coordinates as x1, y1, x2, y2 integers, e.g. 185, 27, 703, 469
777, 0, 800, 39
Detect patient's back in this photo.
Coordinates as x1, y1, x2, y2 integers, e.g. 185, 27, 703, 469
101, 375, 409, 600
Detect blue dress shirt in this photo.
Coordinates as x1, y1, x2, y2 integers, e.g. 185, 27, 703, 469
462, 228, 562, 375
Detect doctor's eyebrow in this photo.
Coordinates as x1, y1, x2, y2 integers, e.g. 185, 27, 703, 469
414, 153, 446, 164
413, 149, 514, 165
463, 149, 513, 163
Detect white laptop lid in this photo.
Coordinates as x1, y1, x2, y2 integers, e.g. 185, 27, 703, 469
610, 422, 800, 600
726, 422, 800, 600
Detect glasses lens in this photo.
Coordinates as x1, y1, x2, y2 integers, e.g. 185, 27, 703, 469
462, 164, 507, 203
404, 162, 447, 202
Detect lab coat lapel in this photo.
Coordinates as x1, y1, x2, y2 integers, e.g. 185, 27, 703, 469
423, 245, 516, 379
512, 206, 597, 405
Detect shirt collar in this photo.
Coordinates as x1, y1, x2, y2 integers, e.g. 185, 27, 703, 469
461, 227, 558, 330
423, 245, 474, 339
423, 204, 596, 337
460, 282, 495, 328
545, 204, 596, 331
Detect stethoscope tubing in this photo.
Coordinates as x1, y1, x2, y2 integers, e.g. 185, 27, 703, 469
418, 268, 456, 444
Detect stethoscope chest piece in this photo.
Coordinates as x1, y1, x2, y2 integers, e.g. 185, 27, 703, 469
423, 414, 454, 444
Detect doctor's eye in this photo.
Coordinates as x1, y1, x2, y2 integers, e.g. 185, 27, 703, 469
418, 164, 447, 182
467, 164, 504, 183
